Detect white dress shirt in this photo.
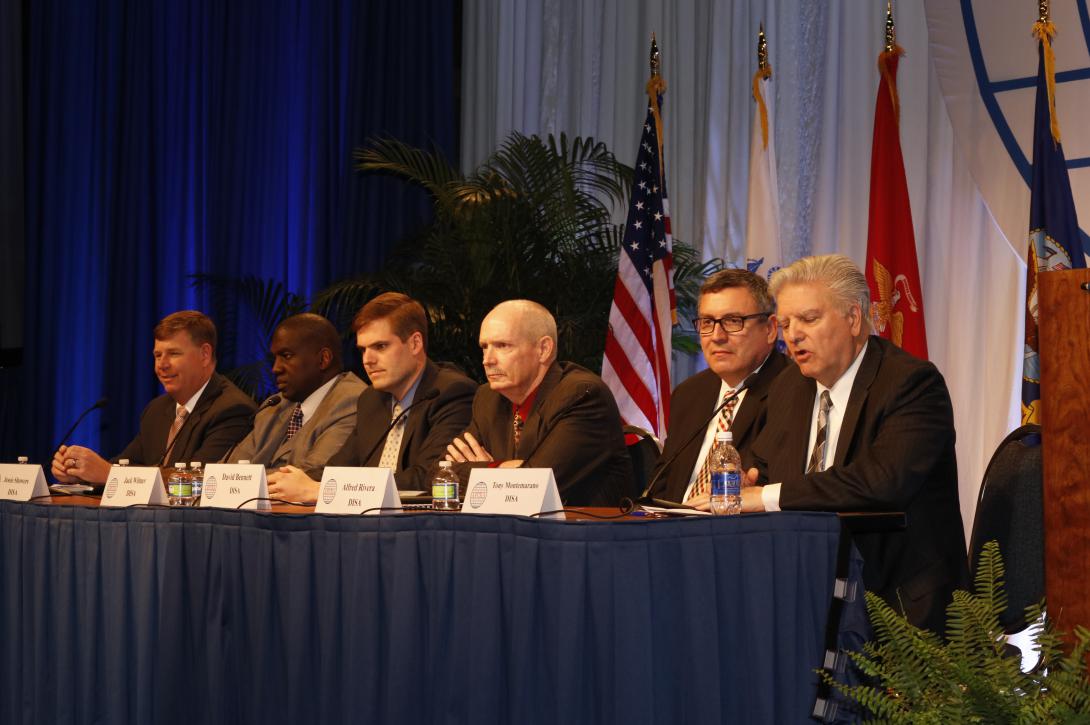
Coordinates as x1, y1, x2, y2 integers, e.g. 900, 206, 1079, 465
761, 339, 869, 511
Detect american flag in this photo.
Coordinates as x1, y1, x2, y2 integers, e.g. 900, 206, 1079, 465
602, 73, 677, 438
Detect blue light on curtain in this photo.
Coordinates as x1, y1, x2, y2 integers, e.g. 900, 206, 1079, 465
12, 0, 455, 463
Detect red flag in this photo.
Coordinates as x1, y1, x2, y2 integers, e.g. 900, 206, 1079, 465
865, 46, 928, 360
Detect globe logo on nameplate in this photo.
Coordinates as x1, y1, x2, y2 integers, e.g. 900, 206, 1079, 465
469, 480, 487, 509
105, 477, 118, 499
322, 478, 337, 505
204, 474, 217, 499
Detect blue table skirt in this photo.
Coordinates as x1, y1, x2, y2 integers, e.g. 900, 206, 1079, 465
0, 502, 865, 724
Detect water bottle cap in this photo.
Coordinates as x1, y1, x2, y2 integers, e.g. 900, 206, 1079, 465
118, 459, 130, 466
175, 462, 187, 469
715, 431, 733, 442
439, 460, 452, 469
17, 456, 28, 464
238, 460, 250, 465
189, 462, 202, 468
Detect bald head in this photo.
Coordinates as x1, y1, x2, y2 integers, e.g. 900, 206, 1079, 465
479, 300, 558, 404
270, 313, 343, 402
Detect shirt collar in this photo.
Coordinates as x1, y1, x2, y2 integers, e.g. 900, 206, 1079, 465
297, 374, 339, 425
512, 385, 540, 422
179, 377, 212, 415
393, 368, 424, 415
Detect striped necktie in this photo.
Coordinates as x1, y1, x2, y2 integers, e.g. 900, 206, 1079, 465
686, 390, 738, 502
806, 391, 833, 474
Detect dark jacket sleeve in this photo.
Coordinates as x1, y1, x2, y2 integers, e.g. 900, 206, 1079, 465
394, 376, 476, 489
778, 363, 956, 512
188, 393, 257, 465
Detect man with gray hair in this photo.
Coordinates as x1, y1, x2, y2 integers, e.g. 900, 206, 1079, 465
743, 253, 968, 633
446, 299, 632, 506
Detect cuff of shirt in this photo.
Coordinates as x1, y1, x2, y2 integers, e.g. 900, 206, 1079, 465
761, 483, 782, 512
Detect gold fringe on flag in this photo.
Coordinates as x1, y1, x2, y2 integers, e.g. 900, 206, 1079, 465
751, 66, 772, 149
878, 45, 905, 123
1032, 20, 1061, 145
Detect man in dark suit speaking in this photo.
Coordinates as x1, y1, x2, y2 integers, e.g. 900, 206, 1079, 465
742, 254, 968, 632
648, 268, 788, 506
445, 299, 631, 506
51, 310, 256, 483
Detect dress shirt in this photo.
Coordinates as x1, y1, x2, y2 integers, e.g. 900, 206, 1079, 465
761, 339, 869, 511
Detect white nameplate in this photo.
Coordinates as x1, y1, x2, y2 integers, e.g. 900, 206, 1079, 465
0, 464, 50, 502
200, 464, 269, 510
100, 466, 167, 507
314, 467, 401, 515
463, 468, 563, 519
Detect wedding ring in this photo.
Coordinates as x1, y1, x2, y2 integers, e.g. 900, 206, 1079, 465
65, 458, 76, 468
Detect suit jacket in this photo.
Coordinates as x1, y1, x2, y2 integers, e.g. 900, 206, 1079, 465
313, 360, 476, 490
651, 349, 789, 502
750, 336, 969, 632
224, 371, 366, 469
115, 372, 257, 467
456, 361, 633, 507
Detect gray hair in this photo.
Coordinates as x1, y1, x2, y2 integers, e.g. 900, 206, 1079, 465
769, 254, 871, 332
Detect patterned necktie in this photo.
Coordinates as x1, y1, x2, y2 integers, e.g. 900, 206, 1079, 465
806, 391, 833, 474
283, 404, 304, 442
166, 405, 188, 454
513, 409, 524, 449
686, 390, 739, 502
378, 402, 405, 470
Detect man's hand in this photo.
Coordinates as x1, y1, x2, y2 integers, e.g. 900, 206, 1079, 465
445, 432, 494, 463
267, 465, 320, 504
741, 468, 765, 512
52, 444, 112, 484
684, 492, 711, 512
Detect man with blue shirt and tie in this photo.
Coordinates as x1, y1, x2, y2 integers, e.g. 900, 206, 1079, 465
743, 254, 968, 632
267, 293, 475, 502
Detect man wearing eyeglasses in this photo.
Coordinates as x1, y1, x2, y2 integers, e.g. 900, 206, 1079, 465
648, 269, 788, 507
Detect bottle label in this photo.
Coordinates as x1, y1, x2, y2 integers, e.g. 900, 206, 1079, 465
432, 482, 457, 500
711, 470, 741, 497
169, 481, 192, 497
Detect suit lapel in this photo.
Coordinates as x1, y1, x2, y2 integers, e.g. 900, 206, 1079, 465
832, 340, 882, 468
171, 374, 223, 462
398, 363, 438, 469
516, 363, 563, 459
267, 402, 299, 463
787, 376, 817, 475
673, 371, 721, 485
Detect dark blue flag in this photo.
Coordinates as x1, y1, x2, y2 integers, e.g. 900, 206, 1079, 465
1021, 24, 1085, 425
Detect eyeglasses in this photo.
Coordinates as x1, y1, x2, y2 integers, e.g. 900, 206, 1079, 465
692, 313, 771, 336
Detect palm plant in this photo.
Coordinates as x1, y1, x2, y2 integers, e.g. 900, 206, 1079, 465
313, 131, 721, 380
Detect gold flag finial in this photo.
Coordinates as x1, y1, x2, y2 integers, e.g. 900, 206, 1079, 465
885, 0, 897, 52
649, 33, 660, 76
1038, 0, 1050, 23
757, 23, 770, 74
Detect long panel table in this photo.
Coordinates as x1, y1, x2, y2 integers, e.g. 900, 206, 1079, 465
0, 500, 866, 724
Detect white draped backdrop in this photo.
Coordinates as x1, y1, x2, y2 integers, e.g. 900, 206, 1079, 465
459, 0, 1086, 537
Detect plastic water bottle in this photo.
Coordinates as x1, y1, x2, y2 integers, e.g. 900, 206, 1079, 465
431, 461, 460, 511
189, 462, 203, 502
167, 462, 193, 506
709, 431, 742, 516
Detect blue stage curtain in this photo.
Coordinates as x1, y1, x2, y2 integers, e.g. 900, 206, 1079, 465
8, 0, 454, 463
0, 504, 867, 724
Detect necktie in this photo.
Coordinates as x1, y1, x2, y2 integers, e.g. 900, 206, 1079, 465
166, 405, 188, 455
686, 391, 739, 502
379, 402, 405, 470
806, 390, 833, 474
284, 404, 304, 442
513, 409, 524, 449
